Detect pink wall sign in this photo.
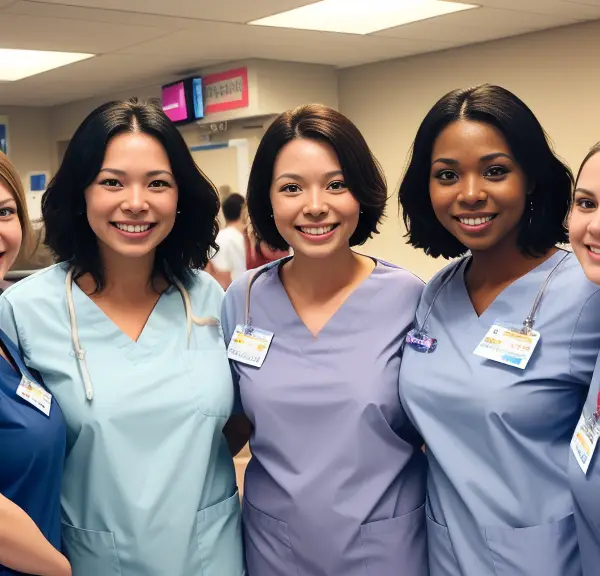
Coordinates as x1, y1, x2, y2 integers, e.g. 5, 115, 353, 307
203, 67, 249, 114
161, 82, 188, 123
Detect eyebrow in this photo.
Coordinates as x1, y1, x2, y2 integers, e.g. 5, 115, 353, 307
275, 170, 343, 182
574, 187, 597, 196
431, 152, 514, 166
98, 168, 173, 178
0, 198, 16, 207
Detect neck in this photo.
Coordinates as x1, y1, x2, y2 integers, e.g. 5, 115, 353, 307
467, 236, 557, 289
227, 220, 245, 234
283, 248, 367, 301
83, 249, 160, 300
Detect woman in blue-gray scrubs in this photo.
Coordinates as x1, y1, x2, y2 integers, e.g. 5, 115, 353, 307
568, 141, 600, 575
0, 152, 69, 575
222, 104, 428, 576
0, 100, 243, 575
398, 84, 600, 576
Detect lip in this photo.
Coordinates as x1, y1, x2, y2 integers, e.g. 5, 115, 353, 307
586, 245, 600, 262
111, 221, 156, 240
295, 223, 339, 243
453, 214, 497, 234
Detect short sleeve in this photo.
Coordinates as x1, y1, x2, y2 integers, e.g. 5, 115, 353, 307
0, 295, 26, 357
570, 287, 600, 384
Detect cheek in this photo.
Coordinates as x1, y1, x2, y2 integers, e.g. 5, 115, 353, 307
0, 223, 23, 255
568, 214, 588, 246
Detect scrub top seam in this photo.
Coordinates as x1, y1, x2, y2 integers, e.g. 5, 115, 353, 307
569, 286, 600, 380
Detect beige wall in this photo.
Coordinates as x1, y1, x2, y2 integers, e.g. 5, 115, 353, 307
0, 106, 53, 185
338, 19, 600, 280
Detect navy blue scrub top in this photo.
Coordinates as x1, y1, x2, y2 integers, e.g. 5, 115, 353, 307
0, 328, 66, 574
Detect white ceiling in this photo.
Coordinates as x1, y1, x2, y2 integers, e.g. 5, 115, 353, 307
0, 0, 599, 107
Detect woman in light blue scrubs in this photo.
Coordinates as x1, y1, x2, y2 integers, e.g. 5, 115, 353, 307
568, 141, 600, 575
398, 84, 600, 576
222, 104, 428, 576
0, 100, 244, 575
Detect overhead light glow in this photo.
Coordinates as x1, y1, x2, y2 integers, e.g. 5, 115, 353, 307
249, 0, 478, 35
0, 48, 94, 81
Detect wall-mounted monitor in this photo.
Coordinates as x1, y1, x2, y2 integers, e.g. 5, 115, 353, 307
161, 77, 204, 125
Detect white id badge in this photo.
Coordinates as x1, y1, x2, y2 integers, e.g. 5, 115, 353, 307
473, 323, 540, 369
571, 414, 600, 474
227, 325, 273, 368
16, 375, 52, 416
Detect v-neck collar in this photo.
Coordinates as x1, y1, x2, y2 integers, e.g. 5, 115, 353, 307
70, 280, 177, 362
456, 249, 568, 327
266, 257, 381, 346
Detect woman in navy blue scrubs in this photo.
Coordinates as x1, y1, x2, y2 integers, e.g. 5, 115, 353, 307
0, 152, 70, 575
569, 141, 600, 575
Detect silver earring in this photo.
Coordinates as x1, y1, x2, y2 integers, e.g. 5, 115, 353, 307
528, 199, 533, 228
176, 210, 181, 214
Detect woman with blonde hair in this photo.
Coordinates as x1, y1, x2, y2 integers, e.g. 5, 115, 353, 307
0, 151, 70, 575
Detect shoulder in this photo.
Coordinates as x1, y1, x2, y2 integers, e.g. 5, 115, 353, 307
374, 260, 425, 299
421, 258, 463, 299
1, 263, 67, 306
184, 269, 225, 315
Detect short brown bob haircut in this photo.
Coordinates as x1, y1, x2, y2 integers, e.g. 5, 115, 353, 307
247, 103, 387, 250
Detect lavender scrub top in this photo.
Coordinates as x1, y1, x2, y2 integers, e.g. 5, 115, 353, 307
221, 257, 428, 576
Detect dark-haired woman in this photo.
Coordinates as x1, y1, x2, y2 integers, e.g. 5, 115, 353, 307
398, 84, 600, 575
221, 104, 427, 576
0, 100, 244, 575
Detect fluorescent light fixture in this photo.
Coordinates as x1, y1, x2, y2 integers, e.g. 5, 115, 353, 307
0, 48, 94, 81
249, 0, 478, 35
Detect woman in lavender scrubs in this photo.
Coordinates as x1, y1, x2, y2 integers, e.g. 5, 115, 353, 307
221, 104, 428, 576
569, 141, 600, 575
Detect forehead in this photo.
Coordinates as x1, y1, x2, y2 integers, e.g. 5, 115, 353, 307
578, 153, 600, 192
0, 179, 16, 202
432, 120, 511, 157
274, 138, 340, 171
103, 132, 171, 166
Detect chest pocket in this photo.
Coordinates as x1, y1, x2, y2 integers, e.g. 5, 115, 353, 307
182, 349, 235, 418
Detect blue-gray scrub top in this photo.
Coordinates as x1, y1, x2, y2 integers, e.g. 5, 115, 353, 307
0, 264, 244, 576
399, 250, 600, 576
570, 350, 600, 575
222, 258, 428, 576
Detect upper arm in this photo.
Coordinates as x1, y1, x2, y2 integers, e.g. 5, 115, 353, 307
569, 287, 600, 383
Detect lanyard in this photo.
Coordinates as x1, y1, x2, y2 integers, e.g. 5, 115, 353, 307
417, 250, 569, 336
65, 266, 219, 401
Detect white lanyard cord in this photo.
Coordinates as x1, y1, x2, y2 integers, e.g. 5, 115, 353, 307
65, 267, 219, 402
65, 267, 94, 401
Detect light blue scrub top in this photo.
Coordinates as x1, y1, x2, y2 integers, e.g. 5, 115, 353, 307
399, 250, 600, 576
569, 351, 600, 575
0, 264, 244, 576
222, 259, 428, 576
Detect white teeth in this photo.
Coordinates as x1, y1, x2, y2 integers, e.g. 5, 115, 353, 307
458, 216, 494, 226
300, 225, 335, 236
115, 223, 151, 233
590, 247, 600, 254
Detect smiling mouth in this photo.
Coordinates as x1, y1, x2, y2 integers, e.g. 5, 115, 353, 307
588, 246, 600, 255
111, 223, 156, 233
295, 224, 339, 236
454, 215, 497, 226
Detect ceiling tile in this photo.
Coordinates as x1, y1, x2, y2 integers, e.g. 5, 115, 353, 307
476, 0, 600, 18
0, 13, 172, 53
26, 0, 319, 23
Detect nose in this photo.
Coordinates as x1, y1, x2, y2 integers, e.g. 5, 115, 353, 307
122, 185, 149, 214
588, 211, 600, 237
303, 188, 328, 218
457, 175, 487, 206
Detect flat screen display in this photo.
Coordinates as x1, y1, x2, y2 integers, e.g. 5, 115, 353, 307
161, 81, 188, 123
192, 78, 204, 120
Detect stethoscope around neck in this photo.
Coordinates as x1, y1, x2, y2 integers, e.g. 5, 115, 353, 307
65, 266, 219, 401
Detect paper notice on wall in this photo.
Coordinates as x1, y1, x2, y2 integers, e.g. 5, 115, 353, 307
0, 116, 8, 155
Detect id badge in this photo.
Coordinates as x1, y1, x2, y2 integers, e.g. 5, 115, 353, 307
473, 323, 540, 369
16, 375, 52, 416
227, 324, 273, 368
571, 413, 600, 474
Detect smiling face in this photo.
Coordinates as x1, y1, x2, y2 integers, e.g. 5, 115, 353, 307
269, 138, 360, 259
569, 150, 600, 284
429, 119, 528, 255
0, 181, 22, 280
84, 131, 178, 266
